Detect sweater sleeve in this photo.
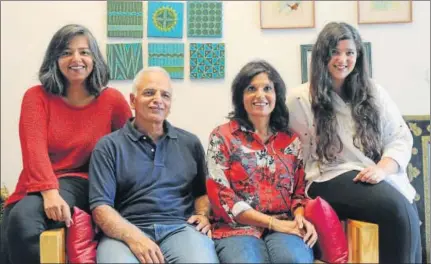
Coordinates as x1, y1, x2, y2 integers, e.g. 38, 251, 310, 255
110, 89, 132, 131
374, 83, 413, 172
20, 87, 59, 193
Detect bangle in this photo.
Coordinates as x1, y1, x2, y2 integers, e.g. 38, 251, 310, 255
268, 216, 274, 230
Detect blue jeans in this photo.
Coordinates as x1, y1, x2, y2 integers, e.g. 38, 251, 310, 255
97, 223, 219, 263
215, 232, 314, 263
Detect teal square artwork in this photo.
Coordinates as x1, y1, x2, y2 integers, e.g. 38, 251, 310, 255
148, 1, 184, 38
188, 1, 222, 38
148, 43, 184, 79
107, 43, 143, 80
107, 1, 143, 38
190, 43, 225, 79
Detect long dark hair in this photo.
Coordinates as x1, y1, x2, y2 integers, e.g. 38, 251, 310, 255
228, 60, 290, 133
310, 22, 382, 162
38, 24, 109, 96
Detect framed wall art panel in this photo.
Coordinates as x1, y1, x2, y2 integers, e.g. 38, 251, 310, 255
260, 1, 315, 29
358, 1, 412, 24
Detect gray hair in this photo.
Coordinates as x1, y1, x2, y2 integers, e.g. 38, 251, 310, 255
38, 24, 109, 96
132, 66, 172, 95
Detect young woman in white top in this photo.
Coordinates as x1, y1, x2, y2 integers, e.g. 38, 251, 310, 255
287, 22, 421, 263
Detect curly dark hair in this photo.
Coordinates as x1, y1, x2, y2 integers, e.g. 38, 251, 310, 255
310, 22, 382, 162
228, 60, 290, 133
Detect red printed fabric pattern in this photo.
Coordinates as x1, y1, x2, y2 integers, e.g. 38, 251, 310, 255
206, 120, 307, 239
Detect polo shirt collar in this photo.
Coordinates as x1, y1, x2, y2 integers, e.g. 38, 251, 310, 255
125, 118, 178, 142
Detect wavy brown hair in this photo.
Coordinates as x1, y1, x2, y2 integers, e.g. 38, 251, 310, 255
39, 24, 109, 97
310, 22, 382, 162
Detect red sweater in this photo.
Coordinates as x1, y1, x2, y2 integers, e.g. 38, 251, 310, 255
6, 85, 132, 206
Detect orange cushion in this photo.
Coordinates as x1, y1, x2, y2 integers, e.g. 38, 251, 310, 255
304, 197, 348, 263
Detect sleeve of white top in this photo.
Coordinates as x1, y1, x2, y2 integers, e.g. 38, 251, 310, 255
286, 84, 312, 163
232, 201, 253, 217
374, 83, 413, 172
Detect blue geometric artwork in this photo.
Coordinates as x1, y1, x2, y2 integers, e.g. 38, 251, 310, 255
187, 1, 223, 38
147, 1, 184, 38
107, 43, 143, 80
148, 43, 184, 79
190, 43, 225, 79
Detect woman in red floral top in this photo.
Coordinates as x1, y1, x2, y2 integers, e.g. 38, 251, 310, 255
206, 60, 317, 263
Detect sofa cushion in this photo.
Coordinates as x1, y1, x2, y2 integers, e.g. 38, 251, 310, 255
304, 197, 348, 263
66, 206, 97, 263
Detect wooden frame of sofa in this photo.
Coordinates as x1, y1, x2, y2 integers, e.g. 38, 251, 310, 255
40, 219, 378, 263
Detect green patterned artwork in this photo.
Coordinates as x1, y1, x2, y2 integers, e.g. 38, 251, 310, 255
404, 115, 430, 264
107, 43, 143, 80
107, 1, 143, 38
187, 1, 223, 38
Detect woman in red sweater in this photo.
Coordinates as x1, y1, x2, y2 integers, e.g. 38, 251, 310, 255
1, 24, 132, 264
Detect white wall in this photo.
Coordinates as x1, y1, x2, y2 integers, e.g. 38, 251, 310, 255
1, 1, 430, 191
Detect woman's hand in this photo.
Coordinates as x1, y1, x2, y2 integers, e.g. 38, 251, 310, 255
353, 165, 386, 184
187, 214, 212, 238
294, 214, 318, 247
41, 189, 73, 227
272, 218, 304, 238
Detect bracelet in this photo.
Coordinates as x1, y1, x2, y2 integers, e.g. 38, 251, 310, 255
195, 211, 208, 217
268, 216, 274, 230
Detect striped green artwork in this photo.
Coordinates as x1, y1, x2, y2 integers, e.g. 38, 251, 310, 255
107, 1, 143, 38
148, 43, 184, 79
107, 43, 143, 80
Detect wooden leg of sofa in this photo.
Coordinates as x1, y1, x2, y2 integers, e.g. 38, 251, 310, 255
347, 219, 379, 263
40, 228, 66, 263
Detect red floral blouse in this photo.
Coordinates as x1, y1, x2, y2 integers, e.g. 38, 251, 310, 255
206, 120, 308, 239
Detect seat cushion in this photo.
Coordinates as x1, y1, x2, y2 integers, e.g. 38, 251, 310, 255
66, 206, 97, 263
304, 197, 348, 263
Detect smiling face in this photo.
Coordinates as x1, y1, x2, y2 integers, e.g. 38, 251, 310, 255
130, 71, 172, 125
243, 72, 276, 119
327, 39, 357, 89
57, 35, 93, 85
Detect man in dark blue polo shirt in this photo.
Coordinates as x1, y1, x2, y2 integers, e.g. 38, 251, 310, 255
89, 67, 219, 263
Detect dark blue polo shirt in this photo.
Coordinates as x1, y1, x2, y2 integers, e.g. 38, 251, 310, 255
89, 118, 207, 228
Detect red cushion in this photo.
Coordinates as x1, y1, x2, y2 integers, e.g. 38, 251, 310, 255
66, 206, 97, 263
304, 197, 348, 263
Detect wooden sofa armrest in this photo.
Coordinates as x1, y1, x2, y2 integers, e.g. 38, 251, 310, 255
347, 219, 379, 263
315, 219, 379, 264
40, 228, 66, 263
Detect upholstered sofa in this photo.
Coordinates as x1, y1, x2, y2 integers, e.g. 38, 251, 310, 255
2, 115, 428, 263
39, 219, 379, 263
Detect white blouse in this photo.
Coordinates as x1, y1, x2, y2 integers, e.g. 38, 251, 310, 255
287, 82, 416, 203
